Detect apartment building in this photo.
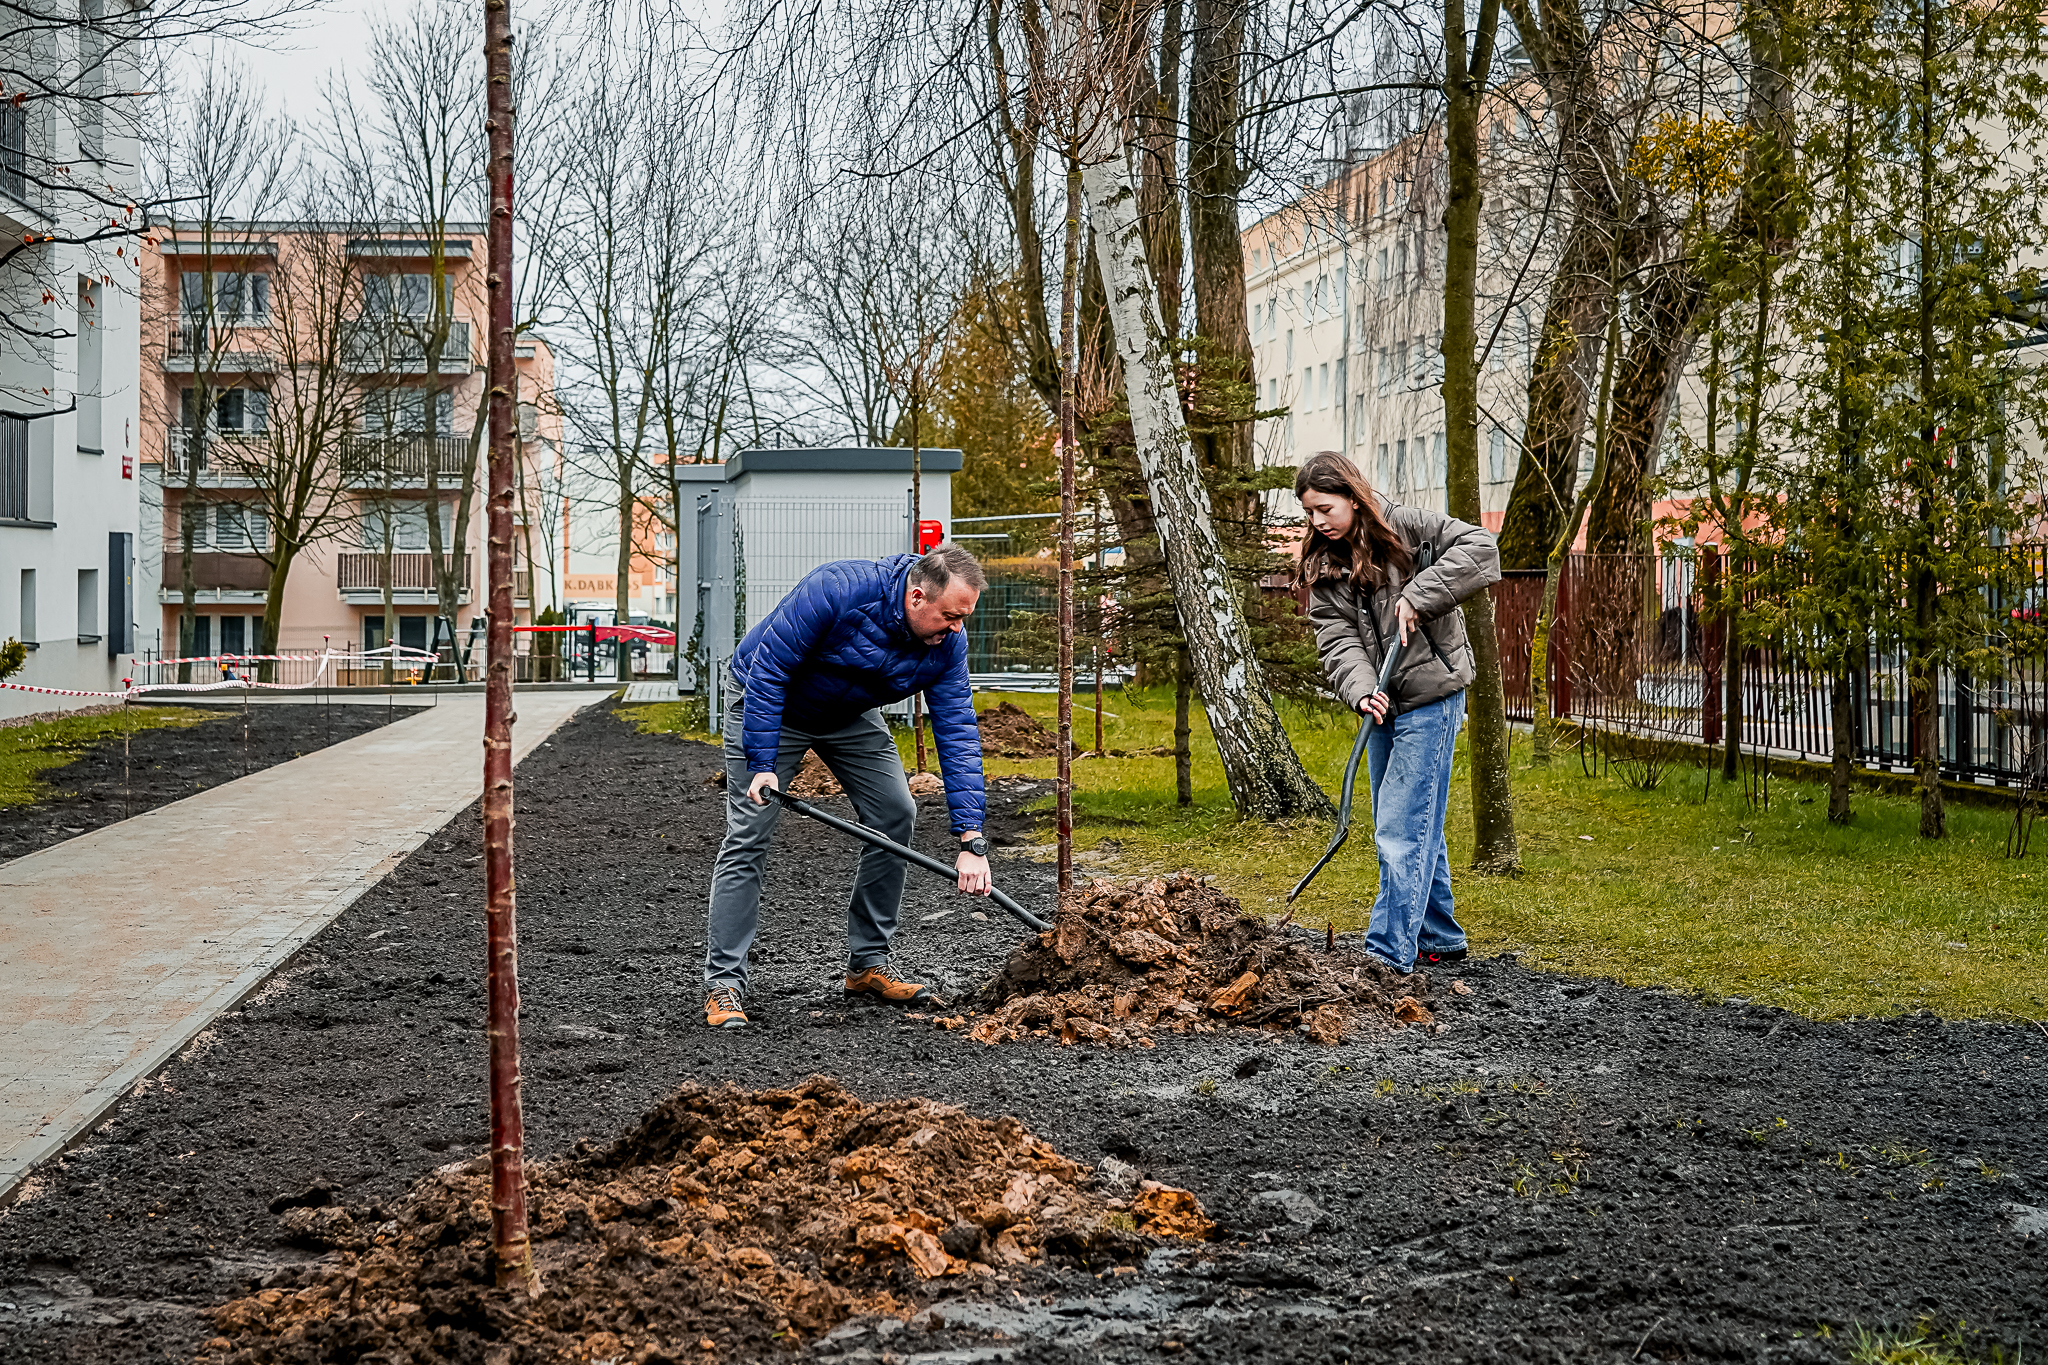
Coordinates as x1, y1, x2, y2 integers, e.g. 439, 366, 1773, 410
136, 223, 563, 666
1244, 136, 1539, 527
0, 6, 144, 717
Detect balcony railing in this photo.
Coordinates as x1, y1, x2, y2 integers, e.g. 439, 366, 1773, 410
341, 434, 471, 484
337, 552, 472, 595
162, 323, 276, 371
164, 429, 266, 479
340, 318, 471, 372
161, 552, 271, 592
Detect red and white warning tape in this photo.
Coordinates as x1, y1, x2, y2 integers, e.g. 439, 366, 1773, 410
0, 680, 134, 698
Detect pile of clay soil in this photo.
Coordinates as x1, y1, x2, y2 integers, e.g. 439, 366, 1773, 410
978, 701, 1058, 758
197, 1077, 1211, 1364
961, 874, 1443, 1048
789, 749, 842, 797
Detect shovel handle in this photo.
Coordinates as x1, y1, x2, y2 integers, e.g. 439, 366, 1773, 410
768, 788, 1052, 932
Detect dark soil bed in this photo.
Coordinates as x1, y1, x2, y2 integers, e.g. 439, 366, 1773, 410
1, 704, 2043, 1364
0, 701, 414, 865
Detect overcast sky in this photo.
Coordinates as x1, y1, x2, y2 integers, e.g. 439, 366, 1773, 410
185, 0, 377, 132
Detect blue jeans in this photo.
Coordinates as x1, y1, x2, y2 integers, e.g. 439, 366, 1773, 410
1363, 690, 1467, 972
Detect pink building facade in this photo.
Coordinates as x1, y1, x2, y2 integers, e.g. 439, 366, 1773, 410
137, 223, 562, 668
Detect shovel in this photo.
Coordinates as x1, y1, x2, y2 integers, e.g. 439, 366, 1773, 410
769, 788, 1052, 932
1287, 544, 1436, 905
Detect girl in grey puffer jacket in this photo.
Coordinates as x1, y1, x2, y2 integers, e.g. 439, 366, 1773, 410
1295, 451, 1501, 975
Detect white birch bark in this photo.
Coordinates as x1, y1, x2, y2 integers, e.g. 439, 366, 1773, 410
1082, 149, 1333, 822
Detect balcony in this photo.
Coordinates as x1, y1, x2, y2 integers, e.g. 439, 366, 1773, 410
161, 322, 276, 373
157, 552, 270, 603
336, 551, 472, 605
341, 434, 471, 486
340, 318, 471, 373
163, 430, 266, 484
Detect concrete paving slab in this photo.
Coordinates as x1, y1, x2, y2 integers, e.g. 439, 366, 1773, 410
0, 690, 598, 1200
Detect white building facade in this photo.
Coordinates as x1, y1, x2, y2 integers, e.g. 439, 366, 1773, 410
1244, 138, 1541, 527
0, 3, 143, 717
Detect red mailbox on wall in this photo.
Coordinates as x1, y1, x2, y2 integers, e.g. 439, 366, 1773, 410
917, 519, 944, 553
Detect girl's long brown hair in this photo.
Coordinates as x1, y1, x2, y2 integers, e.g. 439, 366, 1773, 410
1294, 451, 1413, 587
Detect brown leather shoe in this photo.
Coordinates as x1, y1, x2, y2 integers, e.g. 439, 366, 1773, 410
843, 965, 933, 1004
704, 985, 748, 1028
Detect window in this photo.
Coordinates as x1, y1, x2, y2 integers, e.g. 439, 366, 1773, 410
1353, 394, 1365, 439
178, 501, 269, 551
17, 569, 35, 643
1394, 240, 1408, 283
363, 273, 453, 317
1393, 339, 1409, 388
1319, 364, 1330, 407
0, 415, 26, 520
1267, 378, 1278, 410
77, 280, 103, 452
79, 0, 106, 161
1284, 329, 1293, 369
1376, 443, 1388, 484
182, 387, 269, 433
360, 501, 452, 552
180, 272, 271, 322
220, 613, 246, 656
1376, 347, 1391, 397
1394, 439, 1408, 492
1489, 427, 1507, 482
364, 614, 431, 653
1375, 248, 1388, 291
1432, 432, 1447, 490
362, 388, 455, 435
189, 614, 210, 657
76, 568, 99, 641
0, 103, 25, 202
1301, 369, 1312, 408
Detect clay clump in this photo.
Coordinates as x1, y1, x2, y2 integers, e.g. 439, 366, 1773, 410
200, 1076, 1210, 1362
967, 874, 1437, 1048
978, 701, 1059, 758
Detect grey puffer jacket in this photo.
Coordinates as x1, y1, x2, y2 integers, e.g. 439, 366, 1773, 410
1305, 499, 1501, 716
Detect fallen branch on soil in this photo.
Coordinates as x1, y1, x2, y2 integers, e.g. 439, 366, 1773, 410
962, 874, 1441, 1048
200, 1077, 1210, 1362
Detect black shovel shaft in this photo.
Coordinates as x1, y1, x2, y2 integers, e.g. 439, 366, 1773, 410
1287, 626, 1410, 904
769, 789, 1052, 932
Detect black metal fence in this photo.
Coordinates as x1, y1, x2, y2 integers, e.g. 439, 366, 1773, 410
1491, 546, 2048, 788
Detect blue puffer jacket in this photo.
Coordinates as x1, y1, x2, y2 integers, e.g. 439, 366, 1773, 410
729, 554, 986, 835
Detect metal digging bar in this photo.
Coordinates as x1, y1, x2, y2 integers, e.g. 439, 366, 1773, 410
769, 788, 1052, 932
1288, 544, 1437, 904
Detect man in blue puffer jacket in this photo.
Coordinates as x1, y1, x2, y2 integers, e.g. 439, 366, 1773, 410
702, 544, 995, 1028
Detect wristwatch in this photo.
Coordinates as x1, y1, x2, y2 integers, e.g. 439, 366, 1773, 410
959, 835, 990, 857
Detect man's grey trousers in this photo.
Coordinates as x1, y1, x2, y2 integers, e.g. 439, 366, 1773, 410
704, 681, 917, 995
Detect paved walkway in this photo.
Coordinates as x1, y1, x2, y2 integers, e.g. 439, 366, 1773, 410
0, 689, 605, 1199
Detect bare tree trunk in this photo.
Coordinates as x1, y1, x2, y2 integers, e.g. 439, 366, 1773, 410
1186, 0, 1255, 523
1828, 666, 1853, 823
482, 0, 537, 1294
1084, 151, 1333, 822
1174, 641, 1192, 806
1057, 161, 1080, 895
1442, 0, 1518, 873
1494, 210, 1609, 570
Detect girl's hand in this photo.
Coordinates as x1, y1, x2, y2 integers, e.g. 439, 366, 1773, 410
1394, 596, 1420, 645
1359, 691, 1390, 724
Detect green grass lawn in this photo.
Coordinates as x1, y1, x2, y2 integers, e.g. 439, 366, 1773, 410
620, 688, 2047, 1022
0, 706, 221, 808
937, 690, 2048, 1024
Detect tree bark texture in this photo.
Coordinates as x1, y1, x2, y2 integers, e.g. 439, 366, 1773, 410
1443, 0, 1518, 873
1057, 161, 1081, 895
1186, 0, 1256, 526
1084, 151, 1333, 822
482, 0, 538, 1295
1493, 210, 1611, 571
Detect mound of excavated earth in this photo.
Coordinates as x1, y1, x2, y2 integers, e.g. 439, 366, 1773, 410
197, 1077, 1210, 1363
965, 874, 1443, 1047
977, 700, 1059, 758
